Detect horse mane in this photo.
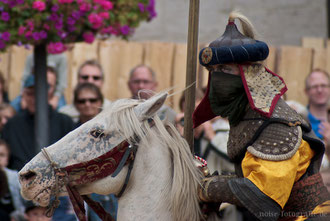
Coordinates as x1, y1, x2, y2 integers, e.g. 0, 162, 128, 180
104, 95, 203, 221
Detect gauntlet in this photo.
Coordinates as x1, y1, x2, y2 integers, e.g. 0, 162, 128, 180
198, 174, 243, 207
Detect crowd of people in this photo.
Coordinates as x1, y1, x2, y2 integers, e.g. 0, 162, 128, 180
0, 23, 330, 221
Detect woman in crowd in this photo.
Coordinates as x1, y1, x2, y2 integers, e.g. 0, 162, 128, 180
73, 82, 104, 127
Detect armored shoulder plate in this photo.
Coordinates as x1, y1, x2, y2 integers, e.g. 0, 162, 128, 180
228, 99, 304, 162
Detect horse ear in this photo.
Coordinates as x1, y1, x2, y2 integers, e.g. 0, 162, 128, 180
134, 92, 168, 121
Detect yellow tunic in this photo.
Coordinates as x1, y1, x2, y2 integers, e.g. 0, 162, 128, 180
241, 139, 314, 208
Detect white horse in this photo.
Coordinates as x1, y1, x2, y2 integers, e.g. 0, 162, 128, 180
19, 93, 205, 221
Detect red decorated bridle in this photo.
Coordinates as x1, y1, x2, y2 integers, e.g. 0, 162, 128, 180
41, 138, 138, 221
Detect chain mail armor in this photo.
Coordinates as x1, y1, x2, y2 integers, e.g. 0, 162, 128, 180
227, 99, 308, 163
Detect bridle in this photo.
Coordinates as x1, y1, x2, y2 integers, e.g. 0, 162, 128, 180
41, 138, 138, 221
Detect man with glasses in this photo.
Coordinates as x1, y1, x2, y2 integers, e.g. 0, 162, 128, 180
127, 65, 177, 124
59, 60, 111, 122
305, 69, 330, 169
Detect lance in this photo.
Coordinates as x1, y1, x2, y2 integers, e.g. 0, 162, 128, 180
34, 44, 49, 154
184, 0, 200, 153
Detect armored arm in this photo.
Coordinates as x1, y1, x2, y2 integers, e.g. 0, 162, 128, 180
199, 175, 241, 205
199, 175, 282, 221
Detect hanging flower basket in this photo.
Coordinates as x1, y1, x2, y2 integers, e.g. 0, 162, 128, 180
0, 0, 156, 53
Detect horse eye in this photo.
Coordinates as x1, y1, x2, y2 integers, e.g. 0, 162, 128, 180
90, 129, 104, 138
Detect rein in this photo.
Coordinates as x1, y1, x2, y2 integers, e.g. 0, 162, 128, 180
41, 139, 138, 221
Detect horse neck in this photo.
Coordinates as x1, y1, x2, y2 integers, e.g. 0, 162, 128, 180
117, 136, 173, 221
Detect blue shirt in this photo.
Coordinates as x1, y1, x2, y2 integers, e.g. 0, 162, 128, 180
307, 112, 323, 139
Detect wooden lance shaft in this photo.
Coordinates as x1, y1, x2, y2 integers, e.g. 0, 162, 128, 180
34, 44, 49, 154
184, 0, 200, 153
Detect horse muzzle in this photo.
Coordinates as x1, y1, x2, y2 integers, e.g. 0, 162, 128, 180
19, 169, 51, 205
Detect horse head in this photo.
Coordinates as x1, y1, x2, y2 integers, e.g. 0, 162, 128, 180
19, 92, 168, 207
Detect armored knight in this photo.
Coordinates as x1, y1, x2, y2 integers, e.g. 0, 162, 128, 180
194, 11, 330, 220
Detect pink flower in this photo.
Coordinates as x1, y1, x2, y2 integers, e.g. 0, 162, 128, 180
108, 26, 119, 35
18, 26, 26, 35
83, 32, 95, 43
25, 31, 33, 39
32, 1, 46, 11
1, 12, 10, 22
98, 12, 109, 19
1, 32, 10, 41
79, 2, 91, 12
47, 42, 67, 54
0, 0, 156, 51
88, 13, 103, 29
120, 25, 130, 35
43, 24, 50, 30
32, 32, 41, 41
100, 27, 110, 34
101, 1, 113, 10
138, 3, 145, 12
27, 21, 35, 31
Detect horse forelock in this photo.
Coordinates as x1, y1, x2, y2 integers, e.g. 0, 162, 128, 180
103, 97, 203, 220
103, 98, 147, 143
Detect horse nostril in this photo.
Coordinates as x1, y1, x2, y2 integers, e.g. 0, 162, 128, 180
20, 171, 37, 182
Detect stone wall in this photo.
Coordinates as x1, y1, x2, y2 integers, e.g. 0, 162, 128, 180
131, 0, 327, 46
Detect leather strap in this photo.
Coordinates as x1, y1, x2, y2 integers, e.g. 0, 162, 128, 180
116, 143, 137, 198
82, 195, 114, 221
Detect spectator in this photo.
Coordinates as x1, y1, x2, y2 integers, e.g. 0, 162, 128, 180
24, 201, 51, 221
73, 83, 103, 127
2, 75, 76, 221
0, 103, 16, 135
59, 59, 111, 122
73, 83, 118, 220
0, 139, 25, 221
21, 52, 68, 109
175, 88, 214, 156
304, 68, 330, 169
11, 67, 66, 113
0, 71, 9, 105
127, 64, 176, 124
